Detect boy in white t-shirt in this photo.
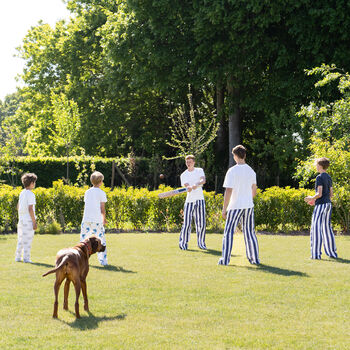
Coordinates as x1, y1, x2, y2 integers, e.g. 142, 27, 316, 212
15, 173, 38, 263
80, 171, 108, 265
218, 145, 260, 265
179, 155, 207, 250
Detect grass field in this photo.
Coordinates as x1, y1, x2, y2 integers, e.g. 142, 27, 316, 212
1, 233, 350, 350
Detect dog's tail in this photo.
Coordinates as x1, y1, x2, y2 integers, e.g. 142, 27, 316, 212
42, 255, 70, 277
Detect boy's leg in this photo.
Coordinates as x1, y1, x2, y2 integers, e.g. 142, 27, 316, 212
179, 202, 194, 250
15, 222, 24, 261
242, 208, 260, 264
22, 221, 35, 263
218, 209, 243, 265
310, 205, 323, 259
321, 203, 337, 258
193, 199, 206, 249
95, 223, 108, 265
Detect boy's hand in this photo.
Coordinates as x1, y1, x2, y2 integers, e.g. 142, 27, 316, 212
192, 185, 197, 190
103, 218, 107, 226
33, 221, 37, 230
187, 186, 192, 192
222, 210, 227, 220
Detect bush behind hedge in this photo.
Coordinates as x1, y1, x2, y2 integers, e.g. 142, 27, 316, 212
1, 182, 349, 234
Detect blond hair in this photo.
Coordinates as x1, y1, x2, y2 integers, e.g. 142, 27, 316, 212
185, 154, 195, 161
90, 171, 104, 186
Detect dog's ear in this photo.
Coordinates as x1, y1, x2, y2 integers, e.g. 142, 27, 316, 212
90, 236, 99, 252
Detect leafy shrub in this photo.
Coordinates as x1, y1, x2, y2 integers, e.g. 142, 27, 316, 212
0, 184, 349, 234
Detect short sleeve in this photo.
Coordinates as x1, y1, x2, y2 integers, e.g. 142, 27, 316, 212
180, 172, 186, 186
198, 168, 205, 178
28, 192, 36, 206
316, 175, 323, 188
223, 168, 234, 188
101, 190, 107, 203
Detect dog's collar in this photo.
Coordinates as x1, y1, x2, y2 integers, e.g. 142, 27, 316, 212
82, 241, 92, 256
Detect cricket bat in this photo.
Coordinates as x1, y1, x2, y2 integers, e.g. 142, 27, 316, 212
158, 187, 187, 198
158, 184, 203, 198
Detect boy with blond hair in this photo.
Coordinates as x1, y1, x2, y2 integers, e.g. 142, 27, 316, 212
15, 173, 38, 263
179, 155, 207, 250
304, 157, 337, 259
80, 171, 108, 265
218, 145, 260, 265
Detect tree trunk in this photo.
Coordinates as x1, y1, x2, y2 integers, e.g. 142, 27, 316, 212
227, 78, 241, 167
215, 83, 226, 155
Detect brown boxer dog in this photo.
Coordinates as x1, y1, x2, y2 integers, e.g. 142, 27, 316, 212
42, 235, 106, 318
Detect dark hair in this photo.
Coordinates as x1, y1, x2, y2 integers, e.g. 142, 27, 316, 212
316, 157, 330, 170
21, 173, 37, 188
232, 145, 247, 159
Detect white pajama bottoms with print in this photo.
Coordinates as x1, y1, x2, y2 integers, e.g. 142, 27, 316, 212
218, 208, 260, 265
179, 199, 206, 250
80, 222, 108, 265
15, 220, 35, 262
310, 203, 337, 259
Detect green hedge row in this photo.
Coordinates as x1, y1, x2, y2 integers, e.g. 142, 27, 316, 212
1, 182, 349, 234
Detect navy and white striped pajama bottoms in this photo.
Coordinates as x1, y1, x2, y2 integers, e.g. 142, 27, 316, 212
179, 199, 206, 250
310, 203, 337, 259
218, 208, 260, 265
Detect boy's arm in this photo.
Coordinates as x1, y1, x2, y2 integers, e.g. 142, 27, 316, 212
192, 176, 206, 190
28, 205, 37, 230
100, 202, 107, 226
330, 187, 333, 199
304, 186, 323, 202
222, 188, 233, 219
184, 182, 192, 192
252, 184, 257, 198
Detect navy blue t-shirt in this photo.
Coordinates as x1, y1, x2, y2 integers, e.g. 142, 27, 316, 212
315, 172, 332, 205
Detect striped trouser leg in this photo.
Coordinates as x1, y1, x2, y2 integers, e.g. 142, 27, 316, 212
310, 205, 324, 259
179, 202, 194, 250
321, 203, 337, 258
241, 208, 260, 264
193, 199, 206, 249
218, 209, 243, 265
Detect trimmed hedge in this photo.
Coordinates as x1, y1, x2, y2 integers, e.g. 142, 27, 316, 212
1, 182, 349, 234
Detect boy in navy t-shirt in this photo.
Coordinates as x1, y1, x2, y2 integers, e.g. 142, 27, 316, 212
304, 157, 337, 259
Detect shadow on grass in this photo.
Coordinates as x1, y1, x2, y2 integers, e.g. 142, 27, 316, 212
91, 264, 137, 273
232, 263, 309, 277
58, 311, 127, 330
31, 262, 55, 268
187, 248, 239, 258
323, 257, 350, 264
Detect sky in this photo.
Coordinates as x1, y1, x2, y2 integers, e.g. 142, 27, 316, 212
0, 0, 70, 100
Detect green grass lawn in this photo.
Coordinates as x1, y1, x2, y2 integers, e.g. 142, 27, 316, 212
1, 233, 350, 349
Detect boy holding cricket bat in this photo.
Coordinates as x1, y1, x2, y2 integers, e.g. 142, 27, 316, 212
179, 155, 207, 250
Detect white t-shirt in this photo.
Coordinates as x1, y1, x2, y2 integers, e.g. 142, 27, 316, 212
180, 167, 205, 203
223, 164, 256, 210
18, 189, 36, 221
82, 187, 107, 223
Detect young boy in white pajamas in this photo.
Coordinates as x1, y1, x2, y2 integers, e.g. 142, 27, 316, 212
304, 157, 337, 259
218, 145, 260, 265
15, 173, 38, 263
80, 171, 108, 265
179, 155, 207, 250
